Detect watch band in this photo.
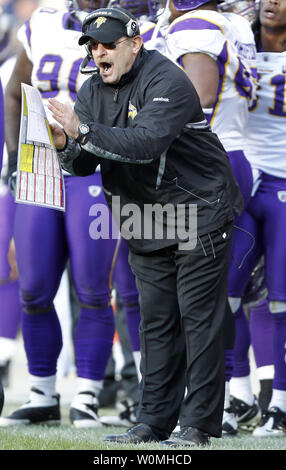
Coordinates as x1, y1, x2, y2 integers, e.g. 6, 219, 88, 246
75, 123, 90, 144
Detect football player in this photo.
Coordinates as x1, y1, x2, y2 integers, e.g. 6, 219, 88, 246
165, 0, 260, 435
217, 0, 275, 431
229, 0, 286, 436
0, 13, 5, 413
0, 0, 123, 428
0, 10, 22, 389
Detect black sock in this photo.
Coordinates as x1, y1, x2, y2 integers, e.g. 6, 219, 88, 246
259, 379, 273, 414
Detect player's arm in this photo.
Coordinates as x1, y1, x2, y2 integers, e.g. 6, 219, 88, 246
4, 48, 33, 189
182, 52, 219, 109
5, 48, 33, 153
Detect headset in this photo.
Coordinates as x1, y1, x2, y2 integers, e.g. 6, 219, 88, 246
80, 6, 140, 73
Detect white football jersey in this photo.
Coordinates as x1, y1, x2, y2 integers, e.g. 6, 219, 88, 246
166, 10, 256, 152
0, 55, 16, 90
245, 51, 286, 178
18, 7, 89, 123
0, 55, 17, 178
139, 19, 167, 54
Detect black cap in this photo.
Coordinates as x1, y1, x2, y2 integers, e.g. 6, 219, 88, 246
79, 16, 129, 45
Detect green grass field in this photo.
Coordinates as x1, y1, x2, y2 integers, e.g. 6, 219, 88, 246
0, 402, 285, 451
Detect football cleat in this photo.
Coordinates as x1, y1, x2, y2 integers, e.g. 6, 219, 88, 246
0, 379, 4, 416
231, 395, 261, 431
100, 399, 137, 427
0, 387, 61, 426
222, 408, 238, 436
0, 360, 10, 388
253, 407, 286, 437
70, 391, 102, 428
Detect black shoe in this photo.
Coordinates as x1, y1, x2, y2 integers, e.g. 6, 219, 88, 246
104, 422, 169, 443
161, 426, 210, 447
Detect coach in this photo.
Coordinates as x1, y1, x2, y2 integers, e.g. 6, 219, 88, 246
48, 6, 243, 447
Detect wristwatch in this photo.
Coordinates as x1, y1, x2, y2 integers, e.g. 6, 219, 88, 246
76, 123, 90, 144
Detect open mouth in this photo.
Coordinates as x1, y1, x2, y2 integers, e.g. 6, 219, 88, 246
263, 4, 278, 18
99, 62, 113, 75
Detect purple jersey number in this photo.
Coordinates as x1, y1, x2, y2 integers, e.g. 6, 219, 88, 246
36, 55, 82, 102
269, 74, 286, 118
234, 57, 257, 107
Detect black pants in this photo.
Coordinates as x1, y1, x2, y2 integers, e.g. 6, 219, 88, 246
129, 222, 233, 438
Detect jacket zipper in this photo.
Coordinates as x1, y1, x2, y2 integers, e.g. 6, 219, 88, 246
114, 88, 119, 103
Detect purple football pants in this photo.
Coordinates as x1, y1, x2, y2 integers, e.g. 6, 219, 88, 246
224, 149, 253, 381
14, 173, 119, 380
0, 186, 21, 339
228, 174, 286, 389
228, 173, 286, 300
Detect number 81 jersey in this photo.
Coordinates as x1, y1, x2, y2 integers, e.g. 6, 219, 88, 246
245, 51, 286, 178
17, 7, 89, 122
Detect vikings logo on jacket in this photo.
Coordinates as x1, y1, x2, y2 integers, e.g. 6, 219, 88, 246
128, 102, 137, 120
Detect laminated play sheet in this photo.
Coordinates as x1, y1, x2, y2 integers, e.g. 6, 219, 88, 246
15, 83, 65, 211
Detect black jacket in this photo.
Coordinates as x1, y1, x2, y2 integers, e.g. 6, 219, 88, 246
70, 47, 243, 253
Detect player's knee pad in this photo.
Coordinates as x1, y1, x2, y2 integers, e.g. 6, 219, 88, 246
21, 290, 54, 314
23, 305, 54, 314
228, 296, 241, 314
79, 293, 112, 310
269, 301, 286, 314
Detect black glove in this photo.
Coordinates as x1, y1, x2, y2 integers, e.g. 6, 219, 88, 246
6, 150, 18, 197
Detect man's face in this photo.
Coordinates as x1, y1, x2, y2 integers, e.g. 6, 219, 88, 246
260, 0, 286, 29
91, 36, 141, 84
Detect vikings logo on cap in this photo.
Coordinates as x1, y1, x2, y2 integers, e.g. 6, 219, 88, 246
95, 17, 107, 28
128, 102, 137, 120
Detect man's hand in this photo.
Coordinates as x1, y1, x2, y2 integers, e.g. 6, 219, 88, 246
49, 123, 67, 150
48, 98, 81, 140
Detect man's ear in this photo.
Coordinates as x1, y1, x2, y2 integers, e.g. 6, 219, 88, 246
132, 35, 143, 54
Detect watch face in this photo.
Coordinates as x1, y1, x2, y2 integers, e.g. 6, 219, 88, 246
80, 124, 89, 135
